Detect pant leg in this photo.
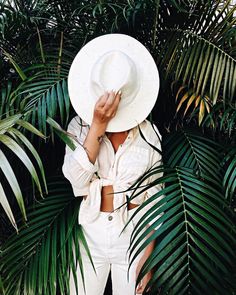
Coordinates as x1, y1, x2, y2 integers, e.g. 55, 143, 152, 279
70, 208, 145, 295
109, 208, 146, 295
69, 213, 111, 295
69, 259, 110, 295
111, 258, 138, 295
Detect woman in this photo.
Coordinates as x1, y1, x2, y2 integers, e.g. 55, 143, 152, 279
62, 34, 163, 295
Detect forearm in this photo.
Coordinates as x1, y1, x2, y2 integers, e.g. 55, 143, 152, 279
83, 122, 107, 164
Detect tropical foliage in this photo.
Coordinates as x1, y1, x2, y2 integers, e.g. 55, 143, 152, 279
1, 178, 93, 295
0, 0, 236, 294
128, 130, 236, 294
0, 113, 47, 230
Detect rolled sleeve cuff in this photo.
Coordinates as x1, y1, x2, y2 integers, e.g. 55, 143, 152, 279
72, 186, 90, 197
78, 178, 102, 225
72, 145, 98, 173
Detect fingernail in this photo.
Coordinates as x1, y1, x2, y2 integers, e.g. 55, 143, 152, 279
118, 90, 122, 95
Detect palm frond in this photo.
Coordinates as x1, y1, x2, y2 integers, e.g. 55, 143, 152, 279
0, 82, 14, 119
175, 88, 211, 125
0, 275, 5, 295
171, 29, 236, 103
0, 4, 26, 40
222, 147, 236, 203
2, 50, 27, 81
46, 116, 77, 151
163, 128, 222, 182
127, 166, 236, 295
202, 102, 236, 138
0, 114, 47, 230
10, 63, 71, 134
0, 178, 92, 295
158, 2, 236, 126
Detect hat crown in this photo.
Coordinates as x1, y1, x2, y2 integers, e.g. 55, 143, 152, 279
90, 50, 140, 107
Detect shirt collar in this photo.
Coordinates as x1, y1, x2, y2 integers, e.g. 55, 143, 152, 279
103, 120, 145, 142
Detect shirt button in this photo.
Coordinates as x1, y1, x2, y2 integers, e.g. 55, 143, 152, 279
108, 215, 113, 221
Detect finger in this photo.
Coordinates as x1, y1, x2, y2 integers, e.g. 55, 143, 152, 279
96, 91, 109, 107
136, 282, 143, 294
103, 90, 116, 110
107, 110, 116, 118
110, 90, 122, 113
104, 90, 121, 118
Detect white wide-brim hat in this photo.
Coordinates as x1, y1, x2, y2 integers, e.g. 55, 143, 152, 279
68, 33, 160, 132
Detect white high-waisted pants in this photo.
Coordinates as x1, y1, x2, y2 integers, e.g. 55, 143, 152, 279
70, 208, 145, 295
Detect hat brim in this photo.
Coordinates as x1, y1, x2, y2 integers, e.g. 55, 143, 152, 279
68, 33, 159, 132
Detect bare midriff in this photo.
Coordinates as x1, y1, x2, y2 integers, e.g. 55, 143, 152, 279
99, 185, 139, 212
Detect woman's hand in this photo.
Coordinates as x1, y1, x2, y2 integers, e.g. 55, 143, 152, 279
92, 90, 121, 127
83, 90, 121, 164
135, 257, 153, 294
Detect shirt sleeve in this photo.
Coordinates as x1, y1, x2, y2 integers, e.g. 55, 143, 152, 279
144, 124, 165, 230
62, 116, 99, 197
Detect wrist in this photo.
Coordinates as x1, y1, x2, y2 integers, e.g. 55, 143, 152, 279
89, 121, 107, 144
91, 120, 107, 132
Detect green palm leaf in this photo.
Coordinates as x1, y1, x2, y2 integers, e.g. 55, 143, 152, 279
0, 82, 14, 118
0, 181, 16, 229
202, 102, 236, 138
46, 116, 77, 150
127, 167, 235, 295
163, 128, 222, 182
158, 2, 236, 125
0, 178, 93, 295
10, 63, 70, 135
2, 50, 27, 81
0, 275, 5, 295
0, 114, 47, 230
223, 147, 236, 203
174, 30, 236, 101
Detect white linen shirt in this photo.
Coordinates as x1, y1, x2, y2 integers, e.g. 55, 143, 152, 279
62, 116, 164, 230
